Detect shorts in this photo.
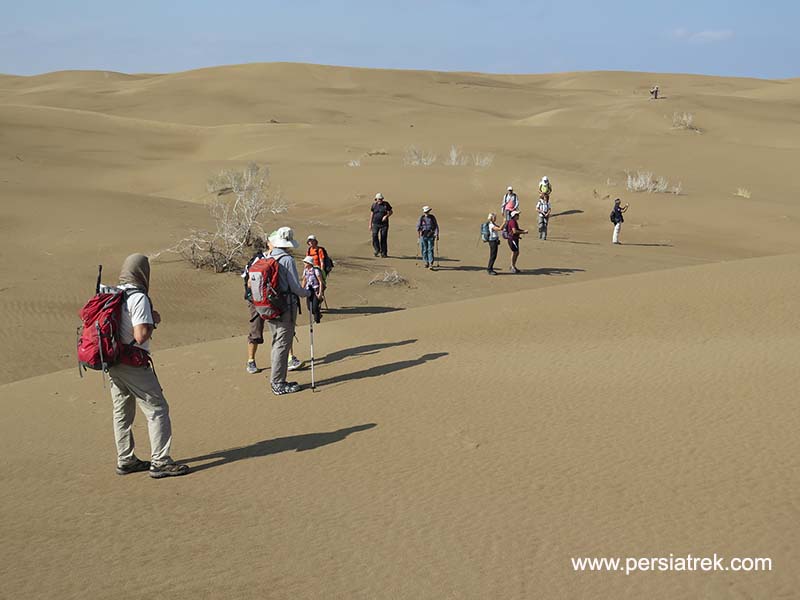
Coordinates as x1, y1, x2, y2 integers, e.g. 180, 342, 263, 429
507, 238, 519, 252
248, 301, 265, 344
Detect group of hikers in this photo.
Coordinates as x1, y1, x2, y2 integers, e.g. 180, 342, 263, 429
84, 176, 633, 479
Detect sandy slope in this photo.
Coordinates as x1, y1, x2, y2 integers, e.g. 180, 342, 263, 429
1, 255, 798, 599
1, 63, 799, 597
2, 63, 799, 384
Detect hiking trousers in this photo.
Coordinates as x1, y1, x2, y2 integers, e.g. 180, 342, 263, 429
268, 306, 297, 385
487, 240, 499, 271
538, 216, 548, 240
372, 224, 389, 256
420, 236, 435, 265
613, 222, 621, 243
108, 363, 173, 468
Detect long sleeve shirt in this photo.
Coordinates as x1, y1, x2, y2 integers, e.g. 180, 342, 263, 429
268, 248, 309, 305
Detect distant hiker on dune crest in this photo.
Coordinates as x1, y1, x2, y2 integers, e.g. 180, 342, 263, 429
650, 85, 659, 100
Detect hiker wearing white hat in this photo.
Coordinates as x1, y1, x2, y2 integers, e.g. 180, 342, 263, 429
505, 210, 528, 273
301, 256, 325, 324
539, 176, 552, 200
369, 192, 393, 257
416, 205, 439, 269
263, 227, 309, 395
501, 186, 519, 221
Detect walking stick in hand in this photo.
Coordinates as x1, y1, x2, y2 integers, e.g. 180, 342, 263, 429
435, 238, 440, 269
308, 298, 316, 391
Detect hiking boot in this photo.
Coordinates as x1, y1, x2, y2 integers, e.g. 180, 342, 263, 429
287, 356, 303, 371
373, 252, 380, 257
149, 463, 190, 479
380, 253, 388, 258
246, 360, 258, 374
272, 381, 302, 395
488, 270, 498, 276
116, 457, 151, 476
510, 267, 521, 274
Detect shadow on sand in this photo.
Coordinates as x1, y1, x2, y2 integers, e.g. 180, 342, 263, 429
183, 424, 378, 473
324, 306, 404, 316
315, 352, 448, 387
550, 209, 584, 218
619, 242, 673, 247
512, 267, 586, 276
318, 339, 418, 366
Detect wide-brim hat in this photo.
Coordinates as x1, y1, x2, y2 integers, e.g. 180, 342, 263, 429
422, 205, 431, 213
268, 226, 299, 249
510, 210, 521, 217
302, 256, 315, 265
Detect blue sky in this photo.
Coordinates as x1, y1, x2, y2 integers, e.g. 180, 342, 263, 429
0, 0, 797, 78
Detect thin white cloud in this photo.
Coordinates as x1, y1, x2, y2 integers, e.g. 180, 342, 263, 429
670, 28, 734, 43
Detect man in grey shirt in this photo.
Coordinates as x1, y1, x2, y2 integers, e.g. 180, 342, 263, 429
264, 227, 310, 395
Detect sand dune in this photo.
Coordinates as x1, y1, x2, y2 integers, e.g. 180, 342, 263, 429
1, 62, 800, 597
1, 255, 798, 599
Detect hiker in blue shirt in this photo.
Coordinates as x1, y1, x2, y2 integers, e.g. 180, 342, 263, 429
417, 205, 439, 269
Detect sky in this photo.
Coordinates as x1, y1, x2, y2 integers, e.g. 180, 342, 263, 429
0, 0, 797, 78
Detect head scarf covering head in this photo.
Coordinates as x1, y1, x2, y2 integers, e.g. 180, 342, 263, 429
118, 253, 151, 293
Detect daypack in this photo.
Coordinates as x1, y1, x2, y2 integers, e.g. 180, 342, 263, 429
308, 246, 334, 276
76, 266, 150, 374
610, 210, 618, 223
243, 251, 265, 301
480, 221, 491, 242
248, 256, 286, 320
501, 220, 512, 240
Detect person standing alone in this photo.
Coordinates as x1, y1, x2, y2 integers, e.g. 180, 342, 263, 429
104, 253, 190, 479
536, 194, 551, 240
369, 193, 393, 258
610, 198, 629, 244
416, 205, 439, 269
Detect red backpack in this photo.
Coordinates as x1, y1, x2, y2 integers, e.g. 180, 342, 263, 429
247, 257, 286, 320
76, 266, 150, 374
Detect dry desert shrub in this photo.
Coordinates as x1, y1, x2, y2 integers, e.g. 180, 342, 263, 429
472, 152, 495, 168
734, 188, 752, 199
626, 170, 682, 195
403, 145, 437, 167
346, 159, 361, 167
366, 149, 389, 156
672, 112, 700, 132
157, 163, 285, 272
369, 270, 409, 286
444, 145, 469, 166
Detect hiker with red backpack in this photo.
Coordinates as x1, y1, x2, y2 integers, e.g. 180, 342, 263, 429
249, 226, 310, 395
78, 254, 189, 478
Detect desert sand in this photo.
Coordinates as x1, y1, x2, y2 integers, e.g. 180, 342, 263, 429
1, 63, 799, 599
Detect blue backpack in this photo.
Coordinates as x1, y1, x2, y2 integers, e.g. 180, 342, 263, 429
480, 221, 491, 242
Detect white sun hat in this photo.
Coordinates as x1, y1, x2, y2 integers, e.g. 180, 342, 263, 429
507, 186, 513, 191
422, 205, 431, 213
375, 192, 384, 200
302, 256, 315, 265
268, 226, 299, 249
307, 234, 316, 241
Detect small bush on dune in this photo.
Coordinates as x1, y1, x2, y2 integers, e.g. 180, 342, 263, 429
626, 170, 682, 195
346, 159, 361, 167
672, 112, 699, 132
155, 163, 285, 272
403, 146, 437, 167
369, 270, 408, 286
444, 145, 469, 166
472, 153, 495, 168
734, 188, 752, 199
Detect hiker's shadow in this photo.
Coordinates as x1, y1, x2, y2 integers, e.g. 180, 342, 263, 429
183, 424, 377, 473
315, 352, 448, 387
319, 339, 417, 365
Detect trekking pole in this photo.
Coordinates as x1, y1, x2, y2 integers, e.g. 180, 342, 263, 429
309, 300, 316, 391
95, 265, 103, 294
415, 236, 421, 267
435, 239, 440, 269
